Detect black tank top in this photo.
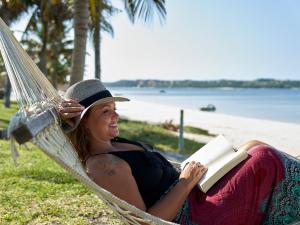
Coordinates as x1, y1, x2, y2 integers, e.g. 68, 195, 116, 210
91, 137, 180, 208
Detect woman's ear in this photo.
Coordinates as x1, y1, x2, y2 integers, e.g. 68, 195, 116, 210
83, 120, 91, 134
85, 127, 91, 135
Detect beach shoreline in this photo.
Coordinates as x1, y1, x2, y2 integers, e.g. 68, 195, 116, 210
118, 100, 300, 157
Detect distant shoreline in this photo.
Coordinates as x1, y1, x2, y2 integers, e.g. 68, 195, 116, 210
105, 78, 300, 89
108, 87, 300, 124
117, 99, 300, 157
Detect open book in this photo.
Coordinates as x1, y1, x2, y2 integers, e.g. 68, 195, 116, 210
180, 135, 248, 193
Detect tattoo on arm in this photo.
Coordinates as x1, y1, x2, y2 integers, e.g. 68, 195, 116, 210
107, 169, 116, 176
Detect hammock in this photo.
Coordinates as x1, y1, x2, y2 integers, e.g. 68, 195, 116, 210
0, 17, 177, 225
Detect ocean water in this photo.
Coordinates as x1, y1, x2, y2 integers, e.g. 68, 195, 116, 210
109, 87, 300, 124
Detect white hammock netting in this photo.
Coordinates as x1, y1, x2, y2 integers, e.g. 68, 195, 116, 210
0, 17, 177, 225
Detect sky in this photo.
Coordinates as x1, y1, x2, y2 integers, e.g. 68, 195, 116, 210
11, 0, 300, 82
87, 0, 300, 82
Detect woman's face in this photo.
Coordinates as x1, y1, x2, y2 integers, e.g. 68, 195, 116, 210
84, 101, 119, 142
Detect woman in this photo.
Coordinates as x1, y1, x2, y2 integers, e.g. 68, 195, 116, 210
59, 79, 300, 225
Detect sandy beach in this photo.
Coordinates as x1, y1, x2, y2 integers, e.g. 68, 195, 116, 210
118, 100, 300, 158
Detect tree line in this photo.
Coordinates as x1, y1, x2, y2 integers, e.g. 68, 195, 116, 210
0, 0, 166, 107
105, 79, 300, 88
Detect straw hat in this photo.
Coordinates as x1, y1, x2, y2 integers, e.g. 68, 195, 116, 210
63, 79, 129, 132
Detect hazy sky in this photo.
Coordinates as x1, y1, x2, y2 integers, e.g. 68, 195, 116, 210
85, 0, 300, 82
11, 0, 300, 82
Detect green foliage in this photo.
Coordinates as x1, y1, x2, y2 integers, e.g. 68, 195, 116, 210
19, 1, 73, 86
0, 1, 73, 87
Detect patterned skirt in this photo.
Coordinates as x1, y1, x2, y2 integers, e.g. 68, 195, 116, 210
174, 144, 300, 225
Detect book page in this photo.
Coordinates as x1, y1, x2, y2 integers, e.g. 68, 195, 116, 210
198, 149, 247, 191
180, 135, 248, 193
180, 135, 233, 169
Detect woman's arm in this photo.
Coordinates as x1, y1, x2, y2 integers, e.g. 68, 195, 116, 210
87, 156, 207, 222
87, 155, 147, 210
147, 161, 207, 221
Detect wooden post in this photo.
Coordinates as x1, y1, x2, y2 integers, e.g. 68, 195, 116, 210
178, 109, 184, 153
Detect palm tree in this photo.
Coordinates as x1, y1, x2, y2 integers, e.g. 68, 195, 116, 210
0, 0, 73, 105
47, 26, 73, 87
21, 20, 73, 88
0, 0, 34, 107
20, 1, 73, 88
90, 0, 101, 80
89, 0, 117, 79
70, 0, 166, 83
70, 0, 90, 85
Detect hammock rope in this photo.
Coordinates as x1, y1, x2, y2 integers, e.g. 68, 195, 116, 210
0, 17, 177, 225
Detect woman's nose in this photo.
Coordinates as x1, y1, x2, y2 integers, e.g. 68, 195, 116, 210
113, 110, 119, 118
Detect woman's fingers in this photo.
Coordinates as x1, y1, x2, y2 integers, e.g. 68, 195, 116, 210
191, 161, 203, 168
60, 99, 84, 109
59, 100, 84, 113
188, 161, 207, 175
193, 162, 207, 176
179, 161, 208, 189
60, 111, 82, 119
59, 106, 84, 114
58, 99, 85, 125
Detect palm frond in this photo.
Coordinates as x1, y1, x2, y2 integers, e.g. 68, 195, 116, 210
124, 0, 136, 23
101, 19, 114, 37
123, 0, 166, 24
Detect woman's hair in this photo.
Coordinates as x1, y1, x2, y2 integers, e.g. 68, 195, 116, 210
67, 111, 90, 167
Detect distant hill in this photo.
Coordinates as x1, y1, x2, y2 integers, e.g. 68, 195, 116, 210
105, 79, 300, 88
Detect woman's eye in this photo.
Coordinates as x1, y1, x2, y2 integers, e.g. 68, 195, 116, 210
102, 107, 116, 114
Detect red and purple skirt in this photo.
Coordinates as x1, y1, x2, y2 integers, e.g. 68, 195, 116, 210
174, 145, 300, 225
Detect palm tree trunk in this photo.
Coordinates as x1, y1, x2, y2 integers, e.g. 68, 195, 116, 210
4, 75, 11, 108
94, 34, 101, 80
51, 39, 60, 89
94, 1, 101, 80
38, 20, 48, 75
70, 0, 89, 85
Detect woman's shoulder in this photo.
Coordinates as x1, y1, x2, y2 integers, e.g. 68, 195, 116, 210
86, 153, 131, 178
84, 153, 145, 208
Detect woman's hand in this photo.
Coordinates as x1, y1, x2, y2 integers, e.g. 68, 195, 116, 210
58, 99, 85, 127
179, 161, 207, 190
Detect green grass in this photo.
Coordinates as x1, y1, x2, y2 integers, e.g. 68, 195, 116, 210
184, 125, 215, 136
0, 101, 205, 224
0, 141, 121, 225
119, 119, 204, 155
0, 100, 19, 128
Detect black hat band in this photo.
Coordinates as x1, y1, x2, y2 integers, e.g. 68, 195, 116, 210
79, 90, 113, 108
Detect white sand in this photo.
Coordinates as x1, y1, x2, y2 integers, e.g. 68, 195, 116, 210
118, 100, 300, 157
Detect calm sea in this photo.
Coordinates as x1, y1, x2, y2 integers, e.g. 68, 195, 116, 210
109, 87, 300, 124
